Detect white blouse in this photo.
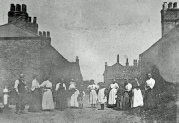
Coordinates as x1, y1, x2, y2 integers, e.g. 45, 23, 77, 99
110, 83, 119, 89
146, 78, 155, 89
31, 79, 40, 91
40, 80, 52, 89
55, 83, 66, 91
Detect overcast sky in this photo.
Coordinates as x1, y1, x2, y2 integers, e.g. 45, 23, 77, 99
0, 0, 176, 82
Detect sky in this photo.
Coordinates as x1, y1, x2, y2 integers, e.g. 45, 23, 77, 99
0, 0, 176, 82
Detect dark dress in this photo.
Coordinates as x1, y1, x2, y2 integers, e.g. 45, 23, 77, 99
28, 88, 42, 112
144, 88, 157, 110
55, 84, 67, 110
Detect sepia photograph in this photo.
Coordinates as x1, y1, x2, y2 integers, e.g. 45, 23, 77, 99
0, 0, 178, 123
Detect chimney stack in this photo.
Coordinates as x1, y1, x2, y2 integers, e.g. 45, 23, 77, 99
76, 56, 79, 64
28, 17, 31, 22
10, 4, 15, 11
16, 4, 21, 11
33, 17, 37, 23
39, 31, 42, 36
43, 31, 46, 37
22, 4, 27, 12
117, 54, 119, 63
47, 31, 50, 37
126, 58, 129, 66
173, 2, 177, 8
168, 2, 172, 9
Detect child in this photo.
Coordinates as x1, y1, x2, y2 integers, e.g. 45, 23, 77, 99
77, 90, 85, 109
97, 86, 107, 110
3, 86, 9, 109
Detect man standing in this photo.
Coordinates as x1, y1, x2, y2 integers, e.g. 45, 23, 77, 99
14, 74, 27, 114
124, 80, 133, 108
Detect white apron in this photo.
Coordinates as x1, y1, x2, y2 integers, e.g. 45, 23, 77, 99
98, 88, 107, 104
132, 88, 144, 108
70, 89, 79, 107
40, 80, 54, 110
88, 84, 98, 104
108, 83, 119, 105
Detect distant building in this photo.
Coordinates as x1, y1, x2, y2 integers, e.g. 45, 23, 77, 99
0, 4, 83, 95
103, 55, 140, 86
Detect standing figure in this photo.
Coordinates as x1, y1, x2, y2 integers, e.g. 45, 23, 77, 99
144, 73, 156, 110
69, 80, 80, 108
77, 89, 85, 109
108, 79, 119, 107
14, 74, 27, 114
28, 75, 42, 112
87, 81, 98, 108
115, 86, 124, 110
40, 77, 54, 111
123, 80, 132, 109
97, 85, 107, 110
3, 86, 9, 109
132, 78, 143, 108
55, 78, 67, 111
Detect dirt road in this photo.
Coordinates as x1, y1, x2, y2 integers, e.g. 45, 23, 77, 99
0, 95, 171, 123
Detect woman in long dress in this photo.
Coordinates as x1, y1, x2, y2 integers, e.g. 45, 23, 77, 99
55, 79, 67, 111
28, 75, 42, 112
144, 73, 156, 110
132, 78, 143, 108
87, 82, 98, 108
69, 80, 80, 108
108, 79, 119, 107
40, 78, 54, 110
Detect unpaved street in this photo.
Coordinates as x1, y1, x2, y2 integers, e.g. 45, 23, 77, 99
0, 95, 168, 123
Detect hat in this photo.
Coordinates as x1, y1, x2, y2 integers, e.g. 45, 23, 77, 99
19, 74, 24, 78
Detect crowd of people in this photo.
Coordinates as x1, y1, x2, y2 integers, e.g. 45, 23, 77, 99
86, 73, 156, 111
1, 72, 156, 114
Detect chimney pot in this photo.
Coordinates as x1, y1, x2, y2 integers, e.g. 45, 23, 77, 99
163, 2, 168, 9
76, 56, 79, 63
173, 2, 177, 8
117, 54, 119, 63
47, 31, 50, 37
39, 31, 42, 36
33, 17, 37, 23
22, 4, 27, 12
126, 58, 129, 66
43, 31, 46, 37
28, 17, 31, 22
10, 4, 15, 11
16, 4, 21, 11
105, 62, 107, 66
168, 2, 173, 9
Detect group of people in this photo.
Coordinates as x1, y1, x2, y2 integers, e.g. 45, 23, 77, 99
2, 74, 86, 114
1, 72, 156, 114
87, 73, 156, 111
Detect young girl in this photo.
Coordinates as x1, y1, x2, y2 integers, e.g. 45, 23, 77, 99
77, 90, 85, 109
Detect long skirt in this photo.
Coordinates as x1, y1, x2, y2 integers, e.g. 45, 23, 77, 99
70, 90, 79, 107
28, 88, 42, 112
98, 88, 107, 104
108, 88, 117, 105
132, 88, 143, 108
55, 89, 67, 110
89, 90, 97, 105
42, 89, 54, 110
144, 89, 156, 110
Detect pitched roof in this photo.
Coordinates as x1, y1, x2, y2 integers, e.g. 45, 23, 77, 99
140, 23, 179, 56
0, 23, 38, 37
